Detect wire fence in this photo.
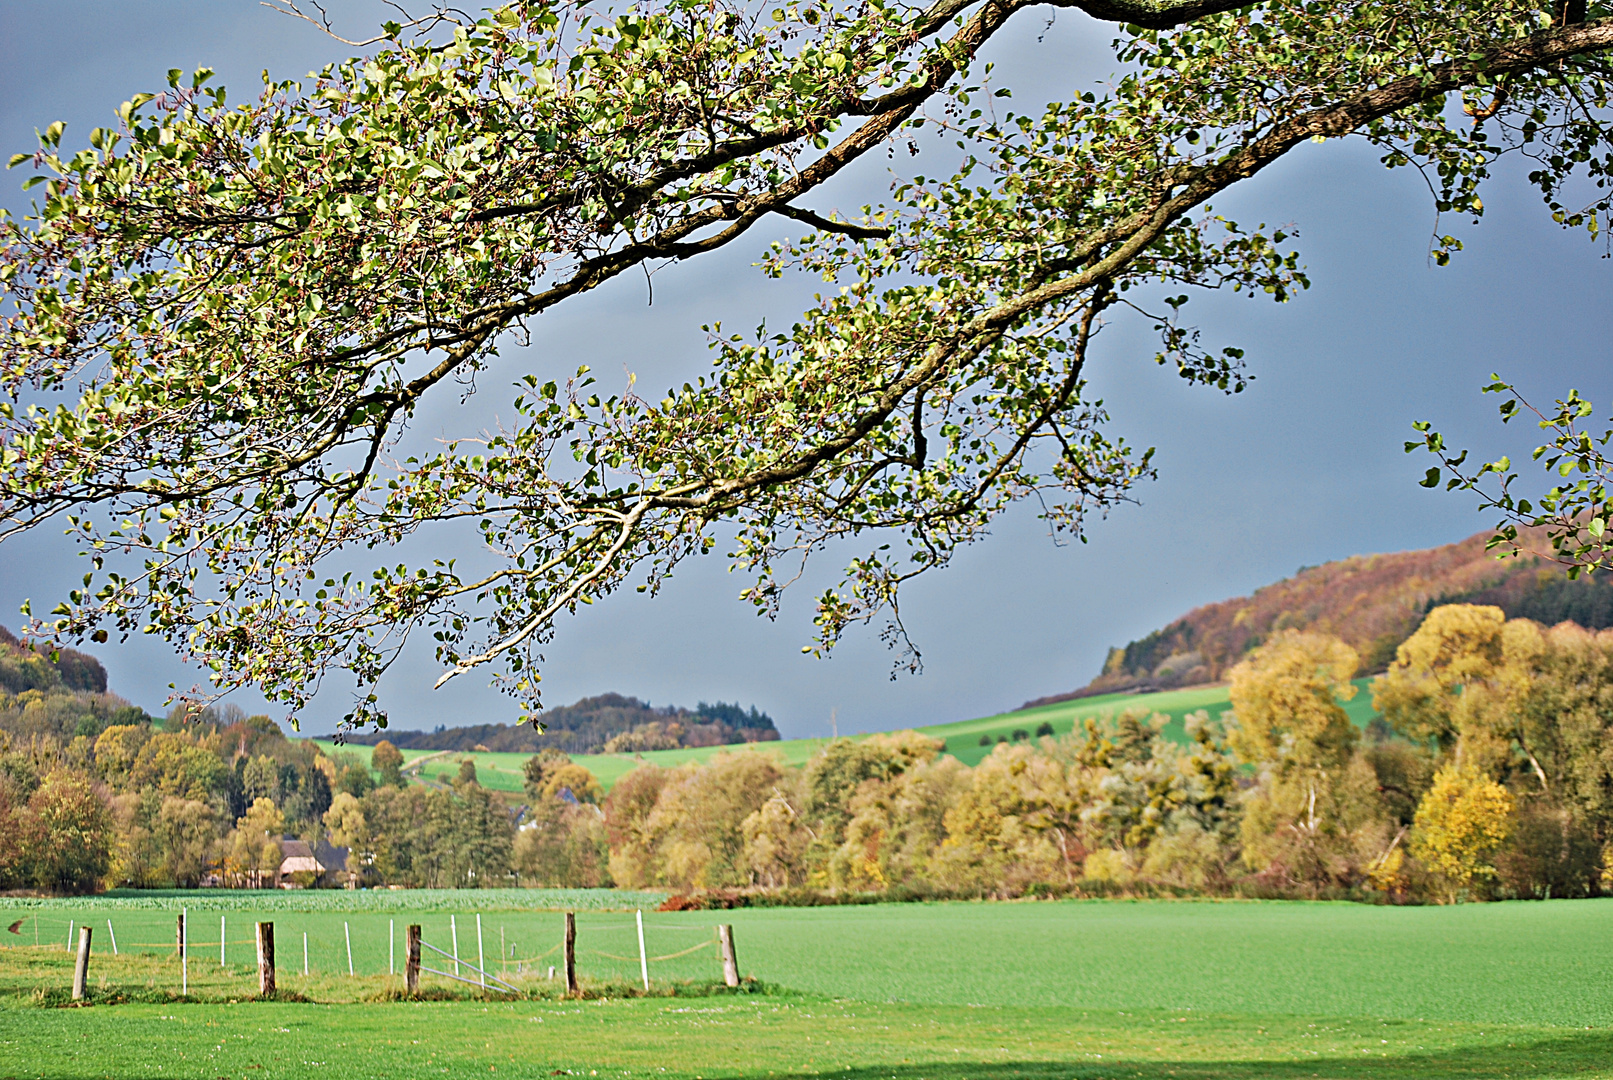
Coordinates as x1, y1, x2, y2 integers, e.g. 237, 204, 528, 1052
1, 906, 733, 996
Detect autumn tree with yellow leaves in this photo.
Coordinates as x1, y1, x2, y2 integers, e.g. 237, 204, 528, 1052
1411, 763, 1513, 903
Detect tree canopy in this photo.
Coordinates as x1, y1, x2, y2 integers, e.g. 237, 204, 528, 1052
4, 0, 1613, 728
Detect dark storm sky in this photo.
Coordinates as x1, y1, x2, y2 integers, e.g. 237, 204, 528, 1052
2, 1, 1608, 738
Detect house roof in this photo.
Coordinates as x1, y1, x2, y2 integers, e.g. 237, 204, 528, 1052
315, 838, 349, 873
276, 837, 351, 877
281, 839, 314, 859
279, 839, 323, 874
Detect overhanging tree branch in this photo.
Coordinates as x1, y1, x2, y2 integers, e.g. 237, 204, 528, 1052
4, 1, 1613, 726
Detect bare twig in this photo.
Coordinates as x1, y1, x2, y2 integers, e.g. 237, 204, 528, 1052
259, 0, 463, 47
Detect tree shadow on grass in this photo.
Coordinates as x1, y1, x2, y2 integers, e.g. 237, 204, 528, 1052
757, 1030, 1613, 1080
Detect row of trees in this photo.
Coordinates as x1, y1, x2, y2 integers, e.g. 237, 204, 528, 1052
0, 706, 380, 892
510, 604, 1613, 903
6, 601, 1611, 900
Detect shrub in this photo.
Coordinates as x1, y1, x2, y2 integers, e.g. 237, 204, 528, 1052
1495, 802, 1601, 899
1411, 763, 1513, 902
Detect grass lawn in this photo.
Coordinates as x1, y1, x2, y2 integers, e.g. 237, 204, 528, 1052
7, 995, 1609, 1080
4, 895, 1612, 1077
314, 679, 1384, 793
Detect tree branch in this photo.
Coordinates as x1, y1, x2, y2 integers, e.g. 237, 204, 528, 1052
1049, 0, 1266, 30
772, 205, 893, 239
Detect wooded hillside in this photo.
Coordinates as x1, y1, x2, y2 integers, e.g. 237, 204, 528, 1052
0, 626, 109, 697
1041, 529, 1613, 704
339, 694, 779, 756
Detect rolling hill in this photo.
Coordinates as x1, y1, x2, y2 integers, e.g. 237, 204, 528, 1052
1038, 526, 1613, 704
335, 693, 778, 755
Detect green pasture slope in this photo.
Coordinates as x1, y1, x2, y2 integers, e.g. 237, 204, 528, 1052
317, 737, 836, 795
317, 679, 1381, 793
4, 894, 1612, 1078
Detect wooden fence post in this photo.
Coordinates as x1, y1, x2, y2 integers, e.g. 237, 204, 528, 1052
256, 922, 275, 997
72, 925, 92, 1000
718, 925, 740, 988
563, 912, 577, 995
405, 924, 421, 995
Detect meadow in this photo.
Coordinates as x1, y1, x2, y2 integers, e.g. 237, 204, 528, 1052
314, 679, 1384, 793
4, 892, 1612, 1078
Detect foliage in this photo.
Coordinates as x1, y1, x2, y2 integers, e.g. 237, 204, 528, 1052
522, 745, 575, 802
349, 777, 516, 888
370, 739, 404, 787
0, 626, 107, 696
14, 602, 1613, 903
1413, 380, 1613, 584
645, 751, 786, 889
1495, 800, 1602, 899
1376, 604, 1613, 861
224, 797, 285, 888
514, 800, 613, 886
602, 721, 687, 753
539, 762, 605, 804
586, 716, 1250, 897
2, 769, 114, 894
341, 693, 778, 753
1225, 632, 1392, 894
5, 0, 1612, 730
1227, 630, 1360, 771
152, 796, 219, 889
0, 671, 383, 893
1411, 762, 1514, 901
1374, 603, 1510, 750
1076, 528, 1613, 700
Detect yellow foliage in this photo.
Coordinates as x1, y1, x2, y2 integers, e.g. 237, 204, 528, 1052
1373, 604, 1508, 748
860, 730, 945, 769
643, 751, 784, 889
93, 724, 148, 780
225, 796, 286, 887
742, 794, 812, 888
1082, 848, 1134, 884
323, 791, 367, 849
936, 744, 1064, 892
1410, 763, 1513, 901
1227, 629, 1359, 771
1366, 844, 1406, 894
542, 762, 604, 804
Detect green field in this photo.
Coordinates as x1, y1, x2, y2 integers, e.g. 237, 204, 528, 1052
316, 679, 1383, 793
2, 894, 1610, 1078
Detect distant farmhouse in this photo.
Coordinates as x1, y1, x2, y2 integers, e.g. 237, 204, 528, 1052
277, 838, 350, 889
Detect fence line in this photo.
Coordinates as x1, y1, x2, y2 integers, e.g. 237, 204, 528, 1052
587, 937, 717, 964
7, 908, 738, 995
